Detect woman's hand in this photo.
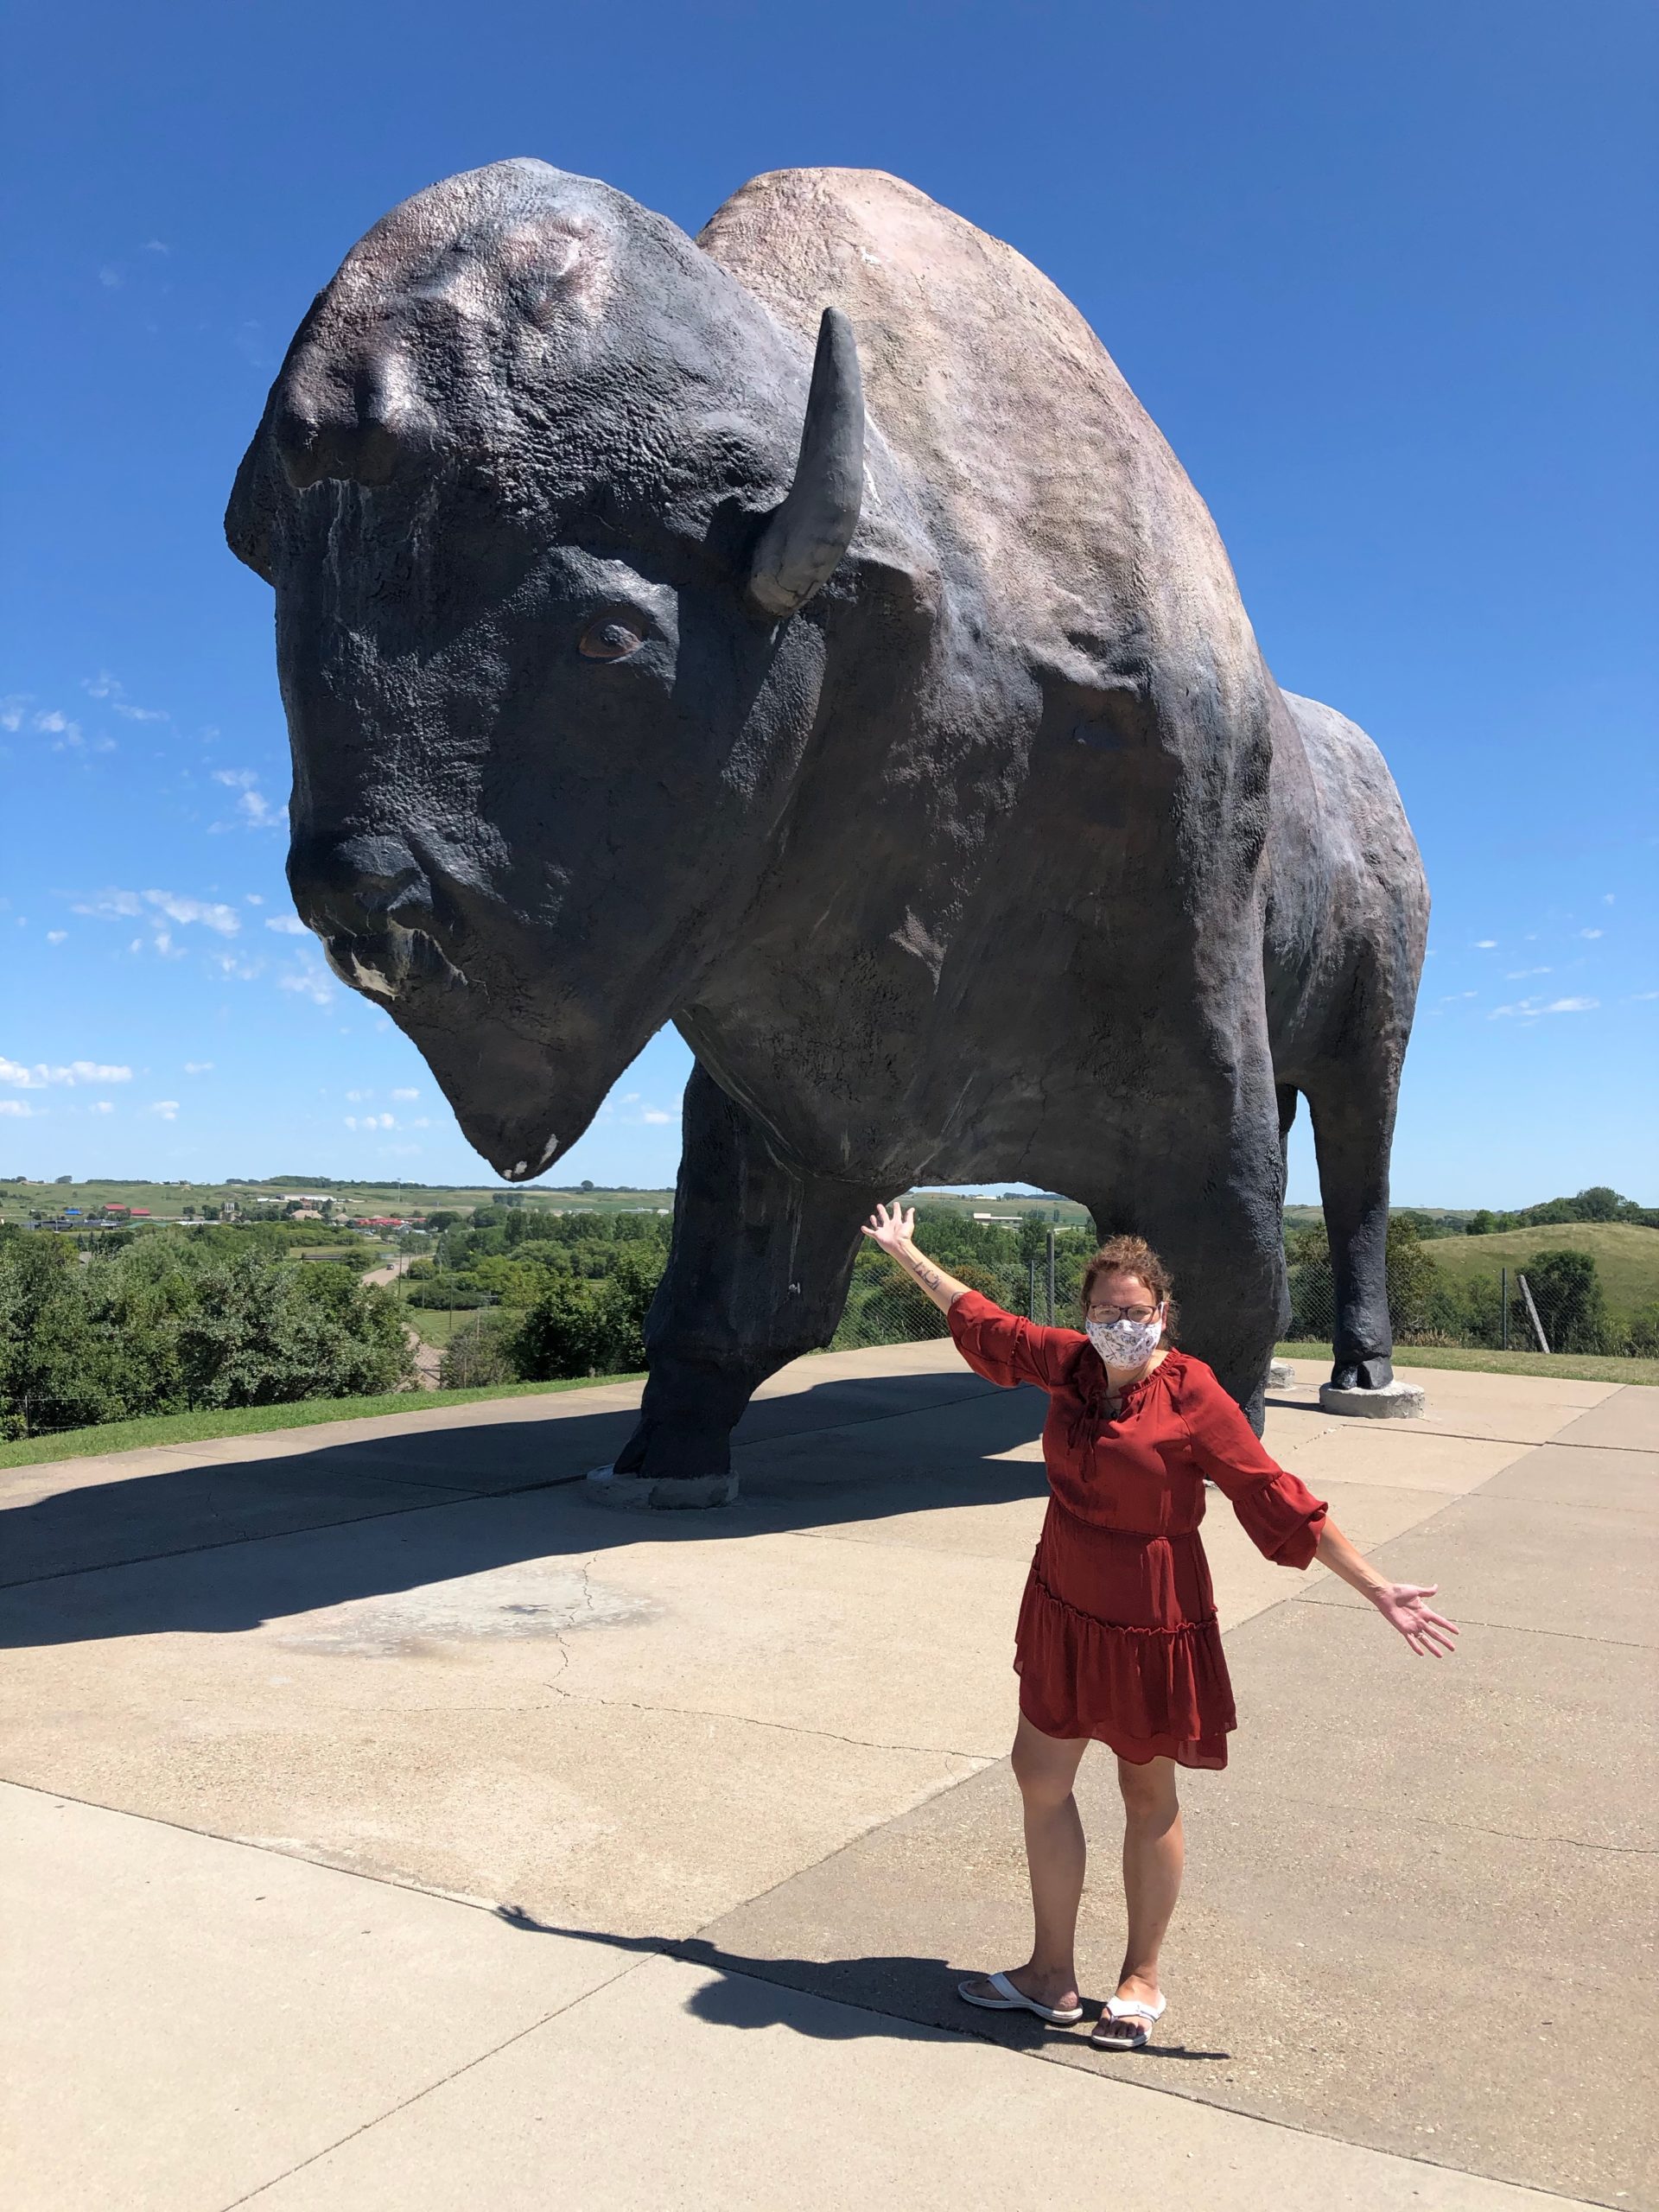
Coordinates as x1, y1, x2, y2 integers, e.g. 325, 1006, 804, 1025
860, 1203, 971, 1316
861, 1201, 918, 1257
1367, 1581, 1460, 1658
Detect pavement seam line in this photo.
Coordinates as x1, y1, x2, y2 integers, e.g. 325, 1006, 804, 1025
655, 1957, 1600, 2209
218, 1947, 670, 2211
1295, 1593, 1656, 1651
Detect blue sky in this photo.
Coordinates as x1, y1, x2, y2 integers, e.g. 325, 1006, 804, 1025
3, 0, 1653, 1203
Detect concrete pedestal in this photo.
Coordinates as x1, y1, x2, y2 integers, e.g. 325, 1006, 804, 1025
1318, 1379, 1427, 1420
584, 1465, 739, 1510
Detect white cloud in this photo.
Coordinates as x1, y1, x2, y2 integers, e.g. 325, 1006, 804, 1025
346, 1088, 372, 1102
345, 1112, 397, 1130
640, 1107, 675, 1124
0, 696, 24, 731
74, 887, 240, 938
1630, 990, 1659, 1002
1504, 967, 1552, 979
35, 709, 90, 751
264, 915, 308, 935
184, 1061, 213, 1075
207, 770, 283, 830
149, 1100, 181, 1121
86, 674, 167, 723
0, 1100, 36, 1117
46, 930, 67, 945
91, 1100, 115, 1115
1491, 995, 1599, 1020
1472, 939, 1497, 950
1603, 893, 1616, 906
1, 1056, 133, 1088
245, 893, 264, 906
391, 1086, 419, 1101
277, 955, 335, 1007
147, 890, 239, 934
1580, 928, 1603, 940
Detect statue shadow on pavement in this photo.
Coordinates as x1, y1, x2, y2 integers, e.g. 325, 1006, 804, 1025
1, 1370, 1053, 1650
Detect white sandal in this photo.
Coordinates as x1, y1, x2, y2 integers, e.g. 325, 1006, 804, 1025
1092, 1993, 1166, 2049
957, 1969, 1084, 2026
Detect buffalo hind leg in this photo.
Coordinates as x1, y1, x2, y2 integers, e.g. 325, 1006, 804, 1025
604, 1063, 881, 1506
1305, 1055, 1400, 1389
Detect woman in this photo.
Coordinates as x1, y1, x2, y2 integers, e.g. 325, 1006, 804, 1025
861, 1203, 1458, 2050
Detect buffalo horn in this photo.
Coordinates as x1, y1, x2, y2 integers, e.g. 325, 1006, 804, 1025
747, 308, 864, 619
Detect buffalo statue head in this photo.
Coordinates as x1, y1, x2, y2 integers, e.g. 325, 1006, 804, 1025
226, 159, 912, 1179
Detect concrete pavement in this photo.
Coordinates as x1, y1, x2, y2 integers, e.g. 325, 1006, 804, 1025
1, 1349, 1652, 2209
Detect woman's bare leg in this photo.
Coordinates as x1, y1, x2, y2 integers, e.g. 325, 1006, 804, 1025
1114, 1752, 1183, 2008
961, 1713, 1090, 2012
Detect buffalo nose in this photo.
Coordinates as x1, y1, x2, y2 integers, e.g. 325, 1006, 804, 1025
275, 350, 430, 490
287, 837, 435, 944
276, 404, 404, 490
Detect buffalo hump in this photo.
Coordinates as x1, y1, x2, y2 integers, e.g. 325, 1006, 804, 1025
699, 168, 1260, 702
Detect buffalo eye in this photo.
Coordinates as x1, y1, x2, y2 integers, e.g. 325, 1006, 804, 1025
578, 616, 647, 662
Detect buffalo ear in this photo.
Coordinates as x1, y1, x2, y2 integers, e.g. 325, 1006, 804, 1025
747, 307, 864, 619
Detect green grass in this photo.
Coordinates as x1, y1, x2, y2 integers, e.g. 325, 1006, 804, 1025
1276, 1340, 1658, 1388
0, 1374, 646, 1471
1422, 1221, 1659, 1326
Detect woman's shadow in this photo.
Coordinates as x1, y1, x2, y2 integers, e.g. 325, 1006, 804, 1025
494, 1904, 1229, 2063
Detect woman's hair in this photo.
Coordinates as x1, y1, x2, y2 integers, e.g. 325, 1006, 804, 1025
1081, 1235, 1179, 1340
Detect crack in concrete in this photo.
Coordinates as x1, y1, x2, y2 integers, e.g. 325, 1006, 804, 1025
537, 1670, 993, 1766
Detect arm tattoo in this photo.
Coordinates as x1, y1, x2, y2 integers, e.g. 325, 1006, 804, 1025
901, 1248, 944, 1294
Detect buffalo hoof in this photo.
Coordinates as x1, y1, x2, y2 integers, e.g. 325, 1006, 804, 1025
584, 1465, 739, 1511
1330, 1356, 1395, 1389
1318, 1379, 1426, 1421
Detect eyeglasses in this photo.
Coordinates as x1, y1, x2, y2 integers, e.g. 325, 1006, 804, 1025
1086, 1302, 1160, 1324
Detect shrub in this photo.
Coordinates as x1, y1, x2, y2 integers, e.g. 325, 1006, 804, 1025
175, 1254, 415, 1408
0, 1231, 413, 1437
439, 1312, 518, 1389
512, 1248, 663, 1379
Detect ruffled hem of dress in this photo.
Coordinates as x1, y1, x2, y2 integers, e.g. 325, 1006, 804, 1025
1013, 1563, 1237, 1766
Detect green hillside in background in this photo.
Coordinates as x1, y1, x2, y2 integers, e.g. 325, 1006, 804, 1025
1423, 1221, 1659, 1327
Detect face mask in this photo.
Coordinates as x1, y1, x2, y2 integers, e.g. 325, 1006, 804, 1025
1087, 1313, 1163, 1370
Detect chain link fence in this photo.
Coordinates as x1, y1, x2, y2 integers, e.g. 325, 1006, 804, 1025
1287, 1244, 1657, 1358
831, 1234, 1090, 1350
834, 1226, 1658, 1363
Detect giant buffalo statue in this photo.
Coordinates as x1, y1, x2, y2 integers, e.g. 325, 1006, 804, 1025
228, 162, 1427, 1503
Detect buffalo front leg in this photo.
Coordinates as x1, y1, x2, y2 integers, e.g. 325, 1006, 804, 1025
595, 1064, 881, 1509
1082, 1059, 1289, 1434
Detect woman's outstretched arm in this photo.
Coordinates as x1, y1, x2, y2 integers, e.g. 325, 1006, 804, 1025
1313, 1520, 1460, 1658
861, 1202, 976, 1314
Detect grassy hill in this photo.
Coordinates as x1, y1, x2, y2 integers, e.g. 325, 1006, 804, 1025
1425, 1222, 1659, 1326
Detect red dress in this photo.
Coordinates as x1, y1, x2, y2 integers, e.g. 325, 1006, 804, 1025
948, 1292, 1329, 1769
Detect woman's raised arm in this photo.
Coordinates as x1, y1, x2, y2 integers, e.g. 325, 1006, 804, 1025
861, 1202, 976, 1314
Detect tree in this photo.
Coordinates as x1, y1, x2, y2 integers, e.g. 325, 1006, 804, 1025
1569, 1186, 1621, 1223
1520, 1249, 1611, 1355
